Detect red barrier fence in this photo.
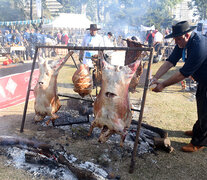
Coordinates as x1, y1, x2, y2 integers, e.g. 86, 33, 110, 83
0, 69, 39, 109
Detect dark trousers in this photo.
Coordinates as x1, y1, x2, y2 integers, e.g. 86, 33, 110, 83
191, 83, 207, 146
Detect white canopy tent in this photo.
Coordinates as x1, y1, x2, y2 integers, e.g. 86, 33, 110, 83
42, 13, 93, 30
140, 25, 155, 32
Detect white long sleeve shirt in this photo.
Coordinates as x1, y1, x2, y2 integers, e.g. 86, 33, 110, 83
81, 33, 104, 67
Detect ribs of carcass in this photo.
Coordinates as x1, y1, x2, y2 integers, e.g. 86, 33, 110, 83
88, 59, 140, 146
34, 51, 73, 125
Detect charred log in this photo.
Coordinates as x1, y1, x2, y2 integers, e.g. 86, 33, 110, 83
0, 136, 108, 180
25, 151, 58, 167
57, 154, 103, 180
140, 123, 168, 138
0, 136, 51, 152
153, 137, 174, 153
131, 122, 174, 153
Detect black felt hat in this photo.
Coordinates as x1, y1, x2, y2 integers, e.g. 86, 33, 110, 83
86, 24, 101, 30
108, 32, 113, 36
165, 21, 196, 39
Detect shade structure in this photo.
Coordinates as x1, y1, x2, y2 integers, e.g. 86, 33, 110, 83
42, 13, 93, 30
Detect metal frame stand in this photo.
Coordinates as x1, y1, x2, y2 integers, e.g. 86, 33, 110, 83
19, 45, 154, 174
129, 47, 154, 173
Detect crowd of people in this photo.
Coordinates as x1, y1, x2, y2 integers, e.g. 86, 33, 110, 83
0, 26, 122, 62
0, 27, 87, 61
0, 23, 204, 64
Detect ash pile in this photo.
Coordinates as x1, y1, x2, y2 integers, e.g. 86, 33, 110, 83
1, 141, 109, 180
1, 99, 173, 180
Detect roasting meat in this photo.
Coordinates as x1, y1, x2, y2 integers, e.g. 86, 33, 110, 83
124, 38, 143, 66
72, 64, 92, 97
34, 51, 73, 125
124, 38, 146, 93
88, 60, 140, 146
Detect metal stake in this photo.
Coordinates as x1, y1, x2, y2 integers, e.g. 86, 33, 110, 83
129, 48, 154, 173
20, 47, 38, 132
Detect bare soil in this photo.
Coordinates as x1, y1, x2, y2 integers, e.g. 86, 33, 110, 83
0, 60, 207, 180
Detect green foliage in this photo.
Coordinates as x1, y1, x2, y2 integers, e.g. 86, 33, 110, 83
0, 0, 199, 31
189, 0, 207, 20
0, 0, 26, 21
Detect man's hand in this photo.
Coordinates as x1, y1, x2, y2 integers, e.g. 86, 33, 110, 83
152, 82, 165, 92
149, 77, 158, 86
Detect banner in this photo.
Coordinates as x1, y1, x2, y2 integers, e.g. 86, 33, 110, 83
36, 0, 42, 18
0, 69, 39, 110
0, 19, 51, 26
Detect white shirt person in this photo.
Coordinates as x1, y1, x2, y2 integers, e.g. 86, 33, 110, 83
79, 24, 104, 68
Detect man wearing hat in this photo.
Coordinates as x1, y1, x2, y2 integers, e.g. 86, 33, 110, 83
150, 21, 207, 152
103, 32, 114, 47
79, 24, 104, 68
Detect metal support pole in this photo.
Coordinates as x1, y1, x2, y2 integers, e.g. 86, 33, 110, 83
71, 54, 78, 69
129, 48, 154, 173
38, 45, 151, 51
20, 47, 38, 132
20, 45, 151, 133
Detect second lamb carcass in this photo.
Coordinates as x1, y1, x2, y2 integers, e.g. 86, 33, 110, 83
88, 60, 140, 146
72, 64, 92, 97
34, 51, 73, 125
124, 38, 146, 93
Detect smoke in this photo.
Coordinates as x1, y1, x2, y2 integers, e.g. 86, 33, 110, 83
100, 0, 151, 38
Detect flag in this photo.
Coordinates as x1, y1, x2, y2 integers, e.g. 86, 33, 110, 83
36, 0, 42, 18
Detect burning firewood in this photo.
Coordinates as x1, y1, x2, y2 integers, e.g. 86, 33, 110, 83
0, 136, 110, 179
136, 122, 174, 153
57, 154, 107, 180
0, 136, 51, 152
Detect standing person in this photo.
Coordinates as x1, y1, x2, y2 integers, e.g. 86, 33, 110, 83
79, 24, 104, 68
146, 30, 155, 47
28, 28, 36, 59
153, 29, 164, 61
56, 30, 62, 44
23, 28, 31, 60
0, 30, 4, 46
61, 31, 69, 45
103, 32, 114, 47
4, 30, 13, 45
103, 32, 115, 62
12, 29, 22, 45
150, 21, 207, 152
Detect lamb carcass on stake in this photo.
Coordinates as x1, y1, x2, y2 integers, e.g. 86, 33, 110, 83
34, 51, 73, 125
124, 38, 146, 93
88, 59, 140, 146
72, 64, 93, 97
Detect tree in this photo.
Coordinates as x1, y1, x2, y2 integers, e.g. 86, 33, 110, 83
189, 0, 207, 20
0, 0, 26, 21
0, 0, 185, 31
55, 0, 183, 29
101, 0, 182, 30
